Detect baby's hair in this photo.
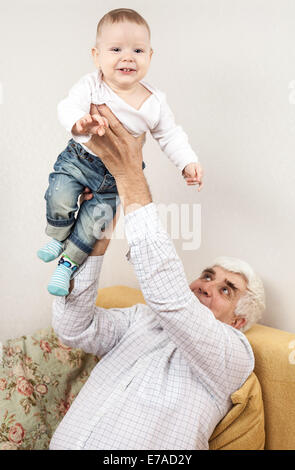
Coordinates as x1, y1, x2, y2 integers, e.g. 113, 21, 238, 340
96, 8, 151, 44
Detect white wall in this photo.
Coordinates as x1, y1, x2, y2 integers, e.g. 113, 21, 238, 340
1, 0, 295, 341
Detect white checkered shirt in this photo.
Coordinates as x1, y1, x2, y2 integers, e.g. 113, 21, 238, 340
49, 203, 254, 450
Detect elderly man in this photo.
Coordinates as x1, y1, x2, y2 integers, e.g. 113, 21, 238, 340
49, 105, 265, 450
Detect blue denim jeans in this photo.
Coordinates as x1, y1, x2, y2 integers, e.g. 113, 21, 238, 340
44, 139, 121, 265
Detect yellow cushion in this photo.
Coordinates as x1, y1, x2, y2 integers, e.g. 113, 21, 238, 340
245, 324, 295, 450
209, 372, 265, 450
96, 286, 265, 450
96, 286, 146, 309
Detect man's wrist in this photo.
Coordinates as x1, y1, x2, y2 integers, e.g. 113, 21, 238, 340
116, 172, 152, 215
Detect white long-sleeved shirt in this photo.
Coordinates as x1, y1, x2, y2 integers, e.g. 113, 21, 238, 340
49, 203, 254, 450
57, 71, 198, 171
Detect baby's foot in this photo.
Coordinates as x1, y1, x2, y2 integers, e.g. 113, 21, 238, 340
37, 239, 64, 262
47, 255, 79, 296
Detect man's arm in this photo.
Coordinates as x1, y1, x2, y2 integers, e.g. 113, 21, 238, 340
87, 106, 254, 409
124, 204, 254, 409
85, 107, 151, 214
52, 209, 140, 358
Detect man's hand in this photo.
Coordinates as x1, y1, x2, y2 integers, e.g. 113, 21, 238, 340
84, 104, 151, 214
72, 112, 108, 137
78, 186, 93, 204
86, 104, 145, 179
182, 162, 204, 191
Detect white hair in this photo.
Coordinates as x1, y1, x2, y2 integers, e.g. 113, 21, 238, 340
211, 256, 266, 332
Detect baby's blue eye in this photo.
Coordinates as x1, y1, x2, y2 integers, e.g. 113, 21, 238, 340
111, 48, 121, 52
135, 49, 144, 53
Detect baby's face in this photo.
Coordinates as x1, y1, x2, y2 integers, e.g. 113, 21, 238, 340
92, 21, 153, 89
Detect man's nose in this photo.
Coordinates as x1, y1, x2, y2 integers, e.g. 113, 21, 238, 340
199, 284, 213, 297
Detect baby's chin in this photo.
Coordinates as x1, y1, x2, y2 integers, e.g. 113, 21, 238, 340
102, 71, 141, 86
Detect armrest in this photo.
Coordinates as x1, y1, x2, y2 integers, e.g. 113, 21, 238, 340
245, 324, 295, 449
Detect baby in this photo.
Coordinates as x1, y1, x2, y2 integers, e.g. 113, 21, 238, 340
38, 8, 203, 296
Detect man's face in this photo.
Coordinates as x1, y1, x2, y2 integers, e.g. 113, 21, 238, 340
92, 21, 153, 90
190, 266, 248, 329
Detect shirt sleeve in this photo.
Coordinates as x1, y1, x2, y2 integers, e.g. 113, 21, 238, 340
57, 74, 92, 144
124, 203, 254, 411
150, 92, 199, 171
51, 256, 140, 357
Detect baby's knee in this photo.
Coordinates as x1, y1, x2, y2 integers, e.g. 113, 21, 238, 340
45, 185, 79, 218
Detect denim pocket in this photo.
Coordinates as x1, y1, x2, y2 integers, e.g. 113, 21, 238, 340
97, 172, 117, 192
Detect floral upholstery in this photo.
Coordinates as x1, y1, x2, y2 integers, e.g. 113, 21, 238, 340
0, 328, 98, 449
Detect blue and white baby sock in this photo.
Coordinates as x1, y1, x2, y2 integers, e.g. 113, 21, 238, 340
47, 254, 79, 297
37, 239, 64, 262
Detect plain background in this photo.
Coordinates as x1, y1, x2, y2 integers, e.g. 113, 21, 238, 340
0, 0, 295, 341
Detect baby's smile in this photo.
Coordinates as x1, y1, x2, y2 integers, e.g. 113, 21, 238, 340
116, 67, 137, 75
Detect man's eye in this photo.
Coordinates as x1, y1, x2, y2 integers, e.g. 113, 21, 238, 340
134, 49, 144, 53
202, 274, 211, 281
221, 287, 230, 296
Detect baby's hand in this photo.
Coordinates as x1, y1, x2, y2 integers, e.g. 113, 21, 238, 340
182, 162, 204, 191
72, 113, 109, 137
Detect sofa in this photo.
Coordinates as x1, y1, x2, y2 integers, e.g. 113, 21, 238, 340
0, 285, 294, 450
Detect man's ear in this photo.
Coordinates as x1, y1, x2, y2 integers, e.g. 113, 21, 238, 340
231, 316, 247, 330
